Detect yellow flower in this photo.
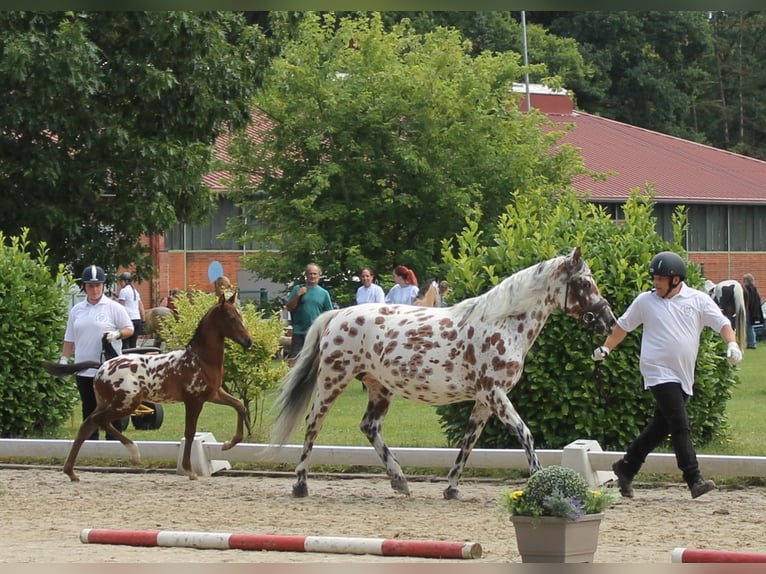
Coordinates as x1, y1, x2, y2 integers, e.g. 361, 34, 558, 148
510, 490, 525, 500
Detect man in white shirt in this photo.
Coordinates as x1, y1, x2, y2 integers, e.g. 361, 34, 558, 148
592, 251, 742, 500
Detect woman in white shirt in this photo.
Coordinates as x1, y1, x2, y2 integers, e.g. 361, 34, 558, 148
356, 267, 385, 304
385, 265, 420, 305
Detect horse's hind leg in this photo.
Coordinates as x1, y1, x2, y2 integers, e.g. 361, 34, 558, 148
208, 388, 246, 450
443, 402, 492, 499
360, 381, 409, 495
292, 379, 349, 498
63, 418, 101, 481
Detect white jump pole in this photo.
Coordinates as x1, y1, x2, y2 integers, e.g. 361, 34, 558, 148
80, 528, 482, 559
672, 547, 766, 563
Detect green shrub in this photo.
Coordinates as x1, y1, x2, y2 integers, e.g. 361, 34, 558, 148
0, 228, 77, 437
437, 187, 737, 452
158, 289, 288, 438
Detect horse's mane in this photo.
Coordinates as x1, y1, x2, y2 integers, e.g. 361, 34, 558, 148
451, 253, 584, 324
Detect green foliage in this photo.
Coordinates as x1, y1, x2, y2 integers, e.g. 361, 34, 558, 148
227, 11, 589, 295
436, 187, 738, 451
158, 290, 288, 436
0, 11, 268, 277
500, 465, 616, 519
0, 228, 78, 437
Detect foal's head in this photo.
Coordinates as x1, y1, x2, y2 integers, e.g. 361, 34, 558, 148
562, 248, 616, 337
199, 292, 253, 350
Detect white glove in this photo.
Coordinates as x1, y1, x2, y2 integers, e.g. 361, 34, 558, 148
106, 330, 122, 343
727, 342, 743, 365
59, 355, 69, 365
592, 345, 610, 361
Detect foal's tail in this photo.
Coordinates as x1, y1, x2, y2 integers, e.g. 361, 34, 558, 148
42, 361, 101, 377
270, 310, 341, 446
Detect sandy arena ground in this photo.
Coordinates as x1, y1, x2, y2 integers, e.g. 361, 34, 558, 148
1, 465, 764, 564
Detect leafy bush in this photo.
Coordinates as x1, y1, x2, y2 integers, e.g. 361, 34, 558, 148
0, 229, 77, 437
500, 465, 616, 519
158, 290, 287, 438
437, 187, 737, 452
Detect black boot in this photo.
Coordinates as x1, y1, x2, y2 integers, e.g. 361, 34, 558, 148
612, 459, 634, 498
689, 477, 716, 499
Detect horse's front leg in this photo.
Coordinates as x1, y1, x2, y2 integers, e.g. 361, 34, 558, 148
181, 401, 204, 480
360, 382, 409, 496
490, 390, 542, 474
208, 388, 246, 450
444, 401, 492, 500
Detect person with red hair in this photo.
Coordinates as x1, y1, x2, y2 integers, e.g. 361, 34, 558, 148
385, 265, 420, 305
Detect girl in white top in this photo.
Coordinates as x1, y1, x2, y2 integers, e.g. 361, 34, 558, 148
356, 267, 385, 304
385, 265, 420, 305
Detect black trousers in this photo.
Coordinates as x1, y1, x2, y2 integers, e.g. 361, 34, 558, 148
75, 375, 126, 441
622, 381, 702, 486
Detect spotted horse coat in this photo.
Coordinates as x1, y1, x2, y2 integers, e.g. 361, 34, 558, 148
271, 247, 616, 499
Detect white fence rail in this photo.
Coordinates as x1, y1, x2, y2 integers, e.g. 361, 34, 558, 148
2, 435, 766, 484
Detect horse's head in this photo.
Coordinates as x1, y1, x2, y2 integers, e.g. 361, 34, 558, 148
562, 247, 616, 337
213, 292, 253, 349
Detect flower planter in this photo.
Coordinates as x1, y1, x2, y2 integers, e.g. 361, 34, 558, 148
511, 512, 604, 563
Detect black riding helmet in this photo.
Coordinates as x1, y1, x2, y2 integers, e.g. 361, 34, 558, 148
118, 271, 133, 282
649, 251, 686, 292
81, 265, 106, 284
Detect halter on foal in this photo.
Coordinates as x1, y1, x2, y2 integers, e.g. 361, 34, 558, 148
43, 293, 252, 481
271, 247, 616, 499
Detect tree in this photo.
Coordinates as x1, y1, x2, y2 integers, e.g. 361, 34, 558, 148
532, 11, 714, 141
0, 11, 268, 279
226, 12, 589, 304
437, 188, 736, 451
0, 228, 77, 437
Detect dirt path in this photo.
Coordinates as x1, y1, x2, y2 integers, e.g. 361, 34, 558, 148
1, 466, 764, 563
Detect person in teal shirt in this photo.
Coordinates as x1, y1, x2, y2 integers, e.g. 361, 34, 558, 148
284, 262, 333, 364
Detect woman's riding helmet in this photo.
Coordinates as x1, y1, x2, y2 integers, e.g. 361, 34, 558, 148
81, 265, 106, 284
119, 271, 133, 282
649, 251, 686, 280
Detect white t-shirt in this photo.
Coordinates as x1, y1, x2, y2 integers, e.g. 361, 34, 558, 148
617, 283, 731, 395
64, 296, 134, 377
118, 284, 143, 321
385, 284, 420, 305
356, 283, 385, 304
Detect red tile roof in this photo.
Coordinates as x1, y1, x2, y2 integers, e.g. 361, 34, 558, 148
529, 90, 766, 206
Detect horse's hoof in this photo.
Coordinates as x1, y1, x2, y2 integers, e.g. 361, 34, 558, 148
67, 474, 80, 482
292, 483, 309, 498
391, 476, 411, 496
443, 486, 460, 500
188, 472, 198, 481
222, 440, 233, 451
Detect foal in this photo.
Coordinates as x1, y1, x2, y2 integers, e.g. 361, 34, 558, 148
44, 293, 252, 481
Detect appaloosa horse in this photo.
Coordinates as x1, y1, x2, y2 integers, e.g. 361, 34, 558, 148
271, 247, 616, 499
44, 293, 252, 481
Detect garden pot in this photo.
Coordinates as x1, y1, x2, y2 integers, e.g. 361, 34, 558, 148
510, 512, 603, 563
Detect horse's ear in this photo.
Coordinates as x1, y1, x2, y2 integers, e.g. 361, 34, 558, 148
218, 293, 226, 305
571, 246, 582, 264
226, 290, 237, 305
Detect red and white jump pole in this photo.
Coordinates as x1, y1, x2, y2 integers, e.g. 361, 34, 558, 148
80, 528, 482, 559
672, 547, 766, 563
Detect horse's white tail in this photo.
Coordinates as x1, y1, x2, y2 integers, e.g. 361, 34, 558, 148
270, 309, 342, 446
734, 283, 748, 352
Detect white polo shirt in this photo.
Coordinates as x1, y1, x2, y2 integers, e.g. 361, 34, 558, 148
617, 282, 731, 395
64, 296, 134, 377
